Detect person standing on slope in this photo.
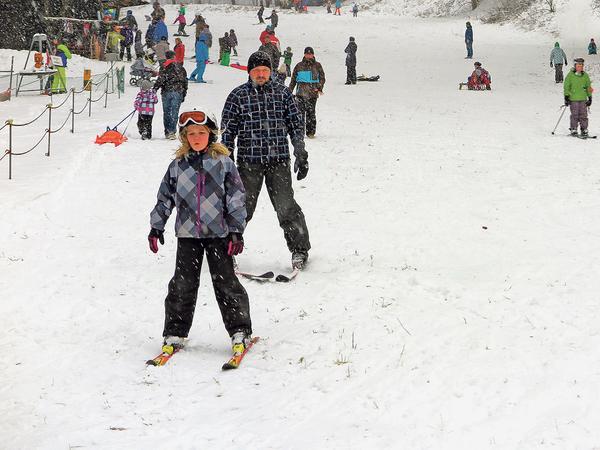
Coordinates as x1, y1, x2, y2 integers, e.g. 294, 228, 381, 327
345, 36, 357, 84
189, 34, 209, 83
289, 47, 326, 138
550, 42, 568, 83
465, 21, 473, 59
258, 5, 265, 23
154, 50, 188, 139
221, 51, 311, 270
588, 38, 597, 55
564, 57, 593, 137
148, 110, 253, 357
265, 9, 279, 29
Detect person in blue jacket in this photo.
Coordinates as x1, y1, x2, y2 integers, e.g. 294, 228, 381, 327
588, 38, 597, 55
465, 22, 473, 59
153, 18, 168, 44
189, 34, 209, 83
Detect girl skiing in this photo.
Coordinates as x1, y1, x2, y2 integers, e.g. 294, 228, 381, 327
148, 110, 253, 359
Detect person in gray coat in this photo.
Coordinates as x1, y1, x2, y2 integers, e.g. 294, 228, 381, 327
550, 42, 568, 83
345, 36, 357, 84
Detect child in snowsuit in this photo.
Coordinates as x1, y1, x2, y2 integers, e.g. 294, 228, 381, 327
148, 110, 252, 355
134, 79, 158, 139
283, 46, 293, 77
352, 3, 358, 17
588, 39, 597, 55
174, 12, 188, 36
229, 29, 238, 57
120, 24, 134, 61
464, 61, 491, 90
564, 58, 593, 137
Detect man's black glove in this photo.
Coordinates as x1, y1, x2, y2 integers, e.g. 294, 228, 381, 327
293, 141, 309, 181
564, 95, 571, 106
587, 96, 592, 107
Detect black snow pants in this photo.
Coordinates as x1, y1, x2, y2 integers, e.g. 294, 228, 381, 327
163, 238, 252, 338
554, 63, 564, 83
346, 65, 357, 84
296, 95, 318, 137
137, 114, 153, 139
237, 161, 311, 253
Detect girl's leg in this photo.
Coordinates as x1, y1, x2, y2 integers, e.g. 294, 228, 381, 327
203, 238, 252, 337
163, 238, 204, 338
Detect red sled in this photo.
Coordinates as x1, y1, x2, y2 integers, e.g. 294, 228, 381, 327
230, 63, 248, 71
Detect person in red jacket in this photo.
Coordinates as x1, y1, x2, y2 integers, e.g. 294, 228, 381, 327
174, 37, 185, 64
259, 26, 279, 47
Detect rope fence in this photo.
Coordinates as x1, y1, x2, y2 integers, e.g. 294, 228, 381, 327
1, 65, 125, 180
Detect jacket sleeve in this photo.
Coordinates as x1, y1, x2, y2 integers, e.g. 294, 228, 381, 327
221, 91, 240, 155
563, 73, 571, 96
284, 88, 305, 146
150, 165, 176, 231
288, 64, 299, 93
317, 63, 326, 92
224, 160, 247, 233
562, 49, 567, 64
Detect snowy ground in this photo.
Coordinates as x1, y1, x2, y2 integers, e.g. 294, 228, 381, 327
2, 3, 600, 449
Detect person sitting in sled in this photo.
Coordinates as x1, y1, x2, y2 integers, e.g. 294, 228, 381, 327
466, 61, 491, 90
148, 110, 253, 357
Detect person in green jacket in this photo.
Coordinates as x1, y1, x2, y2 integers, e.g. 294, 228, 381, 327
51, 40, 72, 94
283, 46, 293, 76
564, 58, 593, 137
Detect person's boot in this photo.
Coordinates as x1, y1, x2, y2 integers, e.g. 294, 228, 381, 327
162, 336, 185, 354
291, 251, 308, 270
570, 128, 579, 136
231, 331, 251, 355
581, 129, 589, 138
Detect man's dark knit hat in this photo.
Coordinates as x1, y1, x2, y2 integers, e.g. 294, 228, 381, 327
304, 46, 315, 55
247, 51, 272, 72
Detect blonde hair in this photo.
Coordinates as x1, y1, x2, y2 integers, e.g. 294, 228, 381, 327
174, 125, 230, 159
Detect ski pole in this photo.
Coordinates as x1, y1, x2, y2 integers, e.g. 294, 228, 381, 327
551, 105, 568, 135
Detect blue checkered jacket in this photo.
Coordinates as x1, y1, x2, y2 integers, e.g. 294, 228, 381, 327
221, 80, 304, 163
150, 150, 246, 238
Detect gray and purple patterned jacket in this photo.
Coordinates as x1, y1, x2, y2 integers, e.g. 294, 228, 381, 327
150, 151, 246, 238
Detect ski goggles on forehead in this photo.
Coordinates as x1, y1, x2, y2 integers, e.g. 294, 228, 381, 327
178, 111, 212, 127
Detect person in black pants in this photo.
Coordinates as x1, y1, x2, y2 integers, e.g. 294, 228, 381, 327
345, 36, 357, 85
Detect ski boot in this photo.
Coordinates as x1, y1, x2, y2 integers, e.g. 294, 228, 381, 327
581, 129, 589, 138
231, 331, 251, 355
162, 335, 185, 355
570, 128, 579, 137
291, 251, 308, 270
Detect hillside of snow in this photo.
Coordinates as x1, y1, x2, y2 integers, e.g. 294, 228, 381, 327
2, 3, 600, 449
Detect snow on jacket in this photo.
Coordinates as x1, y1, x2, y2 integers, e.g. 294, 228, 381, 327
153, 20, 168, 43
345, 41, 357, 66
258, 43, 281, 68
120, 27, 134, 46
465, 25, 473, 43
150, 150, 246, 238
134, 88, 158, 115
550, 46, 567, 65
195, 37, 209, 63
289, 57, 326, 99
564, 69, 593, 101
154, 59, 188, 99
221, 80, 304, 163
174, 42, 185, 63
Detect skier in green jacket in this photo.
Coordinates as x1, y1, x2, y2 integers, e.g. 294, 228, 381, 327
564, 58, 593, 137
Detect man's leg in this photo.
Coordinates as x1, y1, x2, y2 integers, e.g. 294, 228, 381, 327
170, 92, 183, 135
305, 97, 317, 136
264, 161, 311, 253
237, 161, 265, 223
296, 95, 308, 136
162, 92, 173, 136
203, 238, 252, 337
163, 238, 204, 338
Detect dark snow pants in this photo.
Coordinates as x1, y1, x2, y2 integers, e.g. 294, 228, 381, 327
120, 43, 132, 62
554, 63, 564, 83
163, 238, 252, 338
466, 41, 473, 58
237, 161, 311, 253
137, 114, 153, 139
346, 65, 356, 84
296, 95, 318, 136
570, 101, 589, 131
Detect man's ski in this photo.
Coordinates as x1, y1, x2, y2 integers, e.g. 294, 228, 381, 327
236, 270, 274, 281
275, 268, 300, 283
222, 336, 260, 370
146, 345, 181, 366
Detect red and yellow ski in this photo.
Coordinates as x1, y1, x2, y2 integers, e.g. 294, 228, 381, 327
222, 337, 260, 370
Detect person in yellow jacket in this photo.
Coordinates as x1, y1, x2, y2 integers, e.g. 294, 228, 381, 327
51, 40, 72, 94
107, 26, 125, 54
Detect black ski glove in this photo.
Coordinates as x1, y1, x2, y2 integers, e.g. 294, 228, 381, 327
550, 62, 553, 68
148, 228, 164, 253
587, 97, 592, 107
564, 95, 571, 106
293, 141, 309, 181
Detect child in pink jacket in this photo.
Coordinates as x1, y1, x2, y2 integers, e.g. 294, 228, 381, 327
133, 79, 158, 139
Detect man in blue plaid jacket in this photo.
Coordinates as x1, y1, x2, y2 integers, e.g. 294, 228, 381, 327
221, 51, 311, 270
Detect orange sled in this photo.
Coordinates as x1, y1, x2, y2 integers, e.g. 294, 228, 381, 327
95, 110, 135, 146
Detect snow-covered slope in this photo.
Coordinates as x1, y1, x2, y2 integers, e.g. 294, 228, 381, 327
2, 4, 600, 449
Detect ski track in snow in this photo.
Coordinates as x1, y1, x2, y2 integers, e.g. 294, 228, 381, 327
2, 4, 600, 449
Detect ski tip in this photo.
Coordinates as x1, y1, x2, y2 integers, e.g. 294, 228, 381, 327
275, 274, 291, 282
260, 271, 275, 279
222, 362, 238, 370
146, 359, 159, 366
